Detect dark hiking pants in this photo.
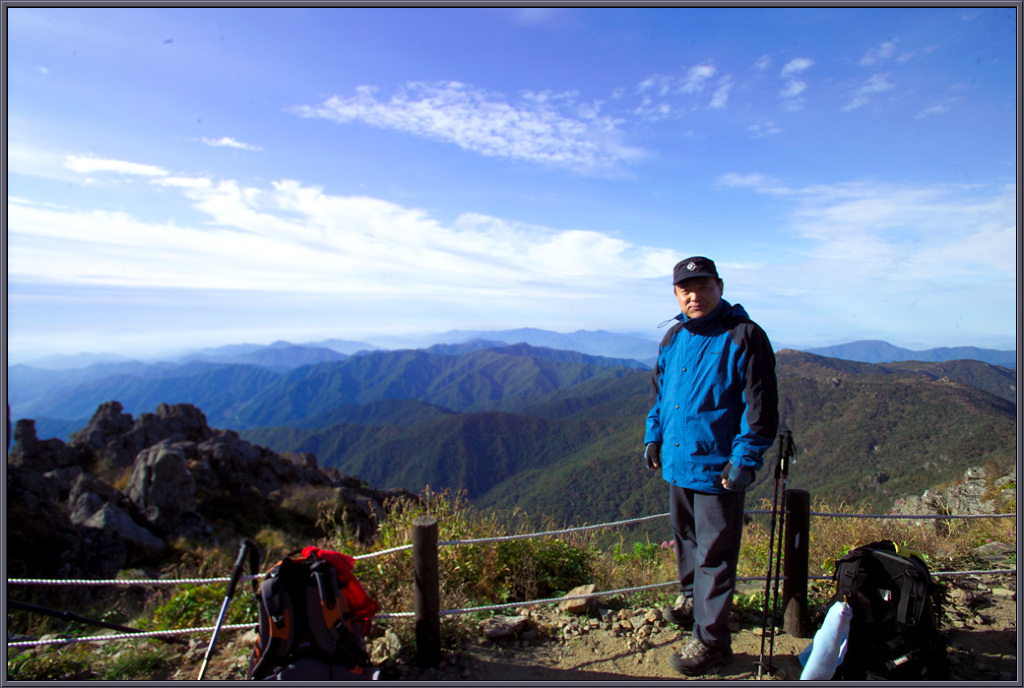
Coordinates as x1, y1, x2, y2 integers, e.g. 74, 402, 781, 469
669, 484, 746, 650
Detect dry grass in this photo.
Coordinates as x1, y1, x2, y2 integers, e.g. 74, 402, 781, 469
8, 487, 1015, 680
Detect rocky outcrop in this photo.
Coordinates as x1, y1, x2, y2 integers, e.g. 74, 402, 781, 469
891, 464, 1017, 525
8, 401, 422, 580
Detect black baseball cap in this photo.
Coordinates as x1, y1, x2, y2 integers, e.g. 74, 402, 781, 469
673, 256, 719, 284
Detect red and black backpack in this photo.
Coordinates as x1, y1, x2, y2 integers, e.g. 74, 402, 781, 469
247, 546, 381, 681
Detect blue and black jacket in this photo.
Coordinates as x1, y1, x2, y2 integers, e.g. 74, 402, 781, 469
645, 299, 779, 493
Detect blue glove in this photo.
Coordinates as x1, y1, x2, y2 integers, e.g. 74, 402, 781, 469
644, 442, 662, 470
720, 462, 755, 491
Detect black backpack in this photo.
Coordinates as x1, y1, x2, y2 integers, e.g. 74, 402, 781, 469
830, 540, 947, 681
247, 547, 380, 681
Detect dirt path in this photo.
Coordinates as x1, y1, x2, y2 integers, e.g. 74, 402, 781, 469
443, 623, 812, 681
396, 580, 1017, 682
180, 578, 1016, 682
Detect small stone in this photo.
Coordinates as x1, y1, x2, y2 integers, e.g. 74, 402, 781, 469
559, 584, 597, 614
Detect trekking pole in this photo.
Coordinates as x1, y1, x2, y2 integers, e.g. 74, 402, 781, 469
8, 599, 186, 644
767, 430, 795, 669
756, 431, 787, 679
197, 539, 259, 680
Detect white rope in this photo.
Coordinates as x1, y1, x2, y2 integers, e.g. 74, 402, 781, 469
353, 544, 413, 560
7, 574, 263, 587
7, 502, 1016, 649
438, 512, 670, 547
9, 567, 1016, 648
6, 623, 253, 649
9, 509, 1012, 589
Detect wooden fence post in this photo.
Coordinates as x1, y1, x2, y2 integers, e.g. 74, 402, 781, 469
412, 515, 441, 667
782, 489, 812, 637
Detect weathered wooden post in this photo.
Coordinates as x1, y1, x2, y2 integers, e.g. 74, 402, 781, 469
413, 515, 441, 667
782, 489, 812, 637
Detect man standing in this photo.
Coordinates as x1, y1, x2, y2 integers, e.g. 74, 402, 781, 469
644, 256, 779, 675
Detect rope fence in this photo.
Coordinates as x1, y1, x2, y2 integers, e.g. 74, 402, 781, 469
8, 506, 1016, 650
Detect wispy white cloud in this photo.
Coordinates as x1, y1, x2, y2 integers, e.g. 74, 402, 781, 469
859, 41, 897, 66
914, 104, 949, 119
201, 136, 262, 151
779, 58, 813, 111
842, 73, 895, 111
709, 76, 733, 109
779, 80, 806, 99
291, 81, 644, 175
860, 40, 916, 66
634, 62, 729, 118
64, 155, 167, 176
717, 172, 790, 194
10, 165, 677, 301
780, 58, 813, 78
681, 63, 716, 93
747, 120, 782, 138
717, 174, 1015, 345
719, 173, 1016, 279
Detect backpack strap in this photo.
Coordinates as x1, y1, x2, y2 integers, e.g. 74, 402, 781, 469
306, 558, 343, 655
248, 560, 296, 680
895, 557, 928, 628
835, 554, 875, 623
305, 555, 371, 669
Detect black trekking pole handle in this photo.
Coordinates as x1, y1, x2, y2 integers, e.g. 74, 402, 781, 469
226, 538, 256, 598
779, 429, 794, 476
198, 539, 257, 680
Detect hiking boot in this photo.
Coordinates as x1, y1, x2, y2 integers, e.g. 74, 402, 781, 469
670, 636, 733, 676
661, 596, 694, 626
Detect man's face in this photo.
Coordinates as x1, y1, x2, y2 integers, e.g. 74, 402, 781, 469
674, 277, 723, 319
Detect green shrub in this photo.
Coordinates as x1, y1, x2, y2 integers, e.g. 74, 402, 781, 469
144, 583, 255, 631
7, 645, 93, 681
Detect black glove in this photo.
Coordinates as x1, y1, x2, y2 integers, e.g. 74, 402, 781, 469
720, 461, 755, 491
644, 442, 662, 470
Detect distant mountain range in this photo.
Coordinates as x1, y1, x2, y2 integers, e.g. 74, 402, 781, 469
802, 340, 1017, 368
8, 334, 1016, 524
9, 343, 645, 433
15, 330, 1015, 372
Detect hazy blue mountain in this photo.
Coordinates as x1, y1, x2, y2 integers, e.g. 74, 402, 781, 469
180, 342, 348, 369
10, 360, 181, 411
368, 328, 660, 362
803, 340, 1016, 368
305, 338, 380, 355
16, 352, 139, 370
234, 345, 638, 428
427, 341, 650, 371
424, 339, 511, 356
16, 363, 283, 428
12, 344, 642, 435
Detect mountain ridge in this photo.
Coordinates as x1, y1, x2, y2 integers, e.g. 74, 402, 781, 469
803, 340, 1017, 368
15, 331, 1014, 372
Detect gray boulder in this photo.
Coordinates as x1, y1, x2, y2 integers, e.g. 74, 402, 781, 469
126, 439, 205, 539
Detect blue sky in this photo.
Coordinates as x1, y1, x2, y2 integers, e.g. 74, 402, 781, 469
6, 6, 1018, 364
